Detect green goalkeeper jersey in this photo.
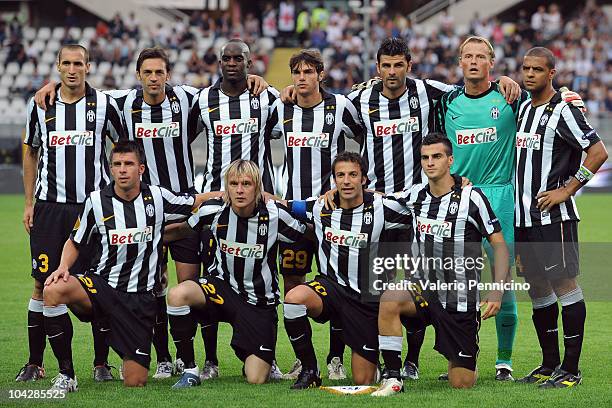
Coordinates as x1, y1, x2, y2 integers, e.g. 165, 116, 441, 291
435, 83, 529, 186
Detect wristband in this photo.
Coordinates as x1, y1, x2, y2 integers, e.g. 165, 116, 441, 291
574, 165, 594, 185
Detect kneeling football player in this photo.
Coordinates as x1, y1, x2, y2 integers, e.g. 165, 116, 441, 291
275, 152, 413, 389
372, 134, 509, 395
165, 160, 307, 387
42, 141, 220, 391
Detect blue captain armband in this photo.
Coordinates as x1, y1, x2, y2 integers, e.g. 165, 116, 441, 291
291, 200, 307, 219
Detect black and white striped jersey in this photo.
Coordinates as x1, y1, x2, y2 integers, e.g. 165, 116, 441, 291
109, 85, 199, 193
396, 178, 501, 312
291, 192, 411, 296
188, 80, 279, 193
24, 83, 125, 204
268, 91, 364, 199
348, 79, 453, 194
515, 92, 601, 227
70, 182, 195, 293
188, 199, 306, 306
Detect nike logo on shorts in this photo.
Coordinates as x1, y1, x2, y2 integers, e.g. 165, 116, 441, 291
458, 351, 472, 358
289, 334, 305, 342
135, 348, 149, 356
362, 345, 375, 351
259, 345, 272, 352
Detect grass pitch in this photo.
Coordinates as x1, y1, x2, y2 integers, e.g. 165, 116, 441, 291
0, 194, 611, 407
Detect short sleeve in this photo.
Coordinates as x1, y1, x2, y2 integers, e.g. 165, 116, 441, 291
276, 203, 307, 243
467, 188, 501, 236
160, 187, 195, 222
70, 197, 98, 246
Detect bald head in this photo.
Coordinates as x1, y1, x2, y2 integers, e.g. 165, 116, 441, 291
220, 39, 250, 60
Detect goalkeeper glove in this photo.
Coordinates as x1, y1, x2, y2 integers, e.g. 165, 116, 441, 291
560, 86, 586, 113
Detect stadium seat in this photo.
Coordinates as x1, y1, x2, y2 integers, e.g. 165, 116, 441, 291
24, 27, 37, 41
68, 27, 82, 39
14, 75, 30, 91
179, 49, 192, 62
112, 64, 127, 76
82, 27, 96, 40
41, 52, 57, 65
0, 87, 9, 99
52, 27, 65, 40
30, 39, 46, 53
5, 63, 20, 76
21, 62, 35, 76
173, 62, 188, 75
0, 76, 13, 88
47, 39, 61, 53
98, 61, 112, 75
37, 64, 51, 76
37, 27, 51, 41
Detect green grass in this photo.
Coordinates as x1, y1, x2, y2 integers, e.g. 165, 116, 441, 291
1, 194, 611, 407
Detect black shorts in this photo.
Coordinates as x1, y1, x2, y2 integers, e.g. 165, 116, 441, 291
167, 230, 201, 264
199, 228, 217, 271
29, 201, 96, 283
74, 273, 156, 369
304, 275, 379, 364
515, 221, 579, 280
279, 239, 315, 276
192, 276, 277, 364
415, 300, 480, 371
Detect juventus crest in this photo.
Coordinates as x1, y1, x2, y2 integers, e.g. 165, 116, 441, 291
325, 112, 334, 125
490, 107, 500, 120
146, 204, 155, 217
171, 100, 180, 113
86, 109, 96, 123
409, 96, 419, 110
251, 98, 260, 110
363, 211, 372, 225
449, 201, 459, 215
258, 223, 267, 236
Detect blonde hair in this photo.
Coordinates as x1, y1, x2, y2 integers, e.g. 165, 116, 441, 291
459, 36, 495, 60
223, 160, 263, 205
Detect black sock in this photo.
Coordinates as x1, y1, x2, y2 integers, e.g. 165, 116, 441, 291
405, 328, 425, 367
168, 308, 197, 369
284, 303, 317, 371
532, 302, 561, 369
27, 299, 45, 366
43, 306, 74, 378
91, 318, 110, 366
326, 318, 344, 364
202, 323, 219, 365
560, 301, 586, 375
153, 295, 171, 363
379, 335, 403, 377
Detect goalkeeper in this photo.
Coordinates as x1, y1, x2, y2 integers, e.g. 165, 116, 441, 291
434, 36, 525, 381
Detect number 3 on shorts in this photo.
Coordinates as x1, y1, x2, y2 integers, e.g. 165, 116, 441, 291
37, 253, 49, 273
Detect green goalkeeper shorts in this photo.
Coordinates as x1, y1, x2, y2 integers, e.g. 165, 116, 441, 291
478, 183, 515, 266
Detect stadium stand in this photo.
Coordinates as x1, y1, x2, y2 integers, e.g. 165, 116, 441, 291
0, 0, 610, 128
